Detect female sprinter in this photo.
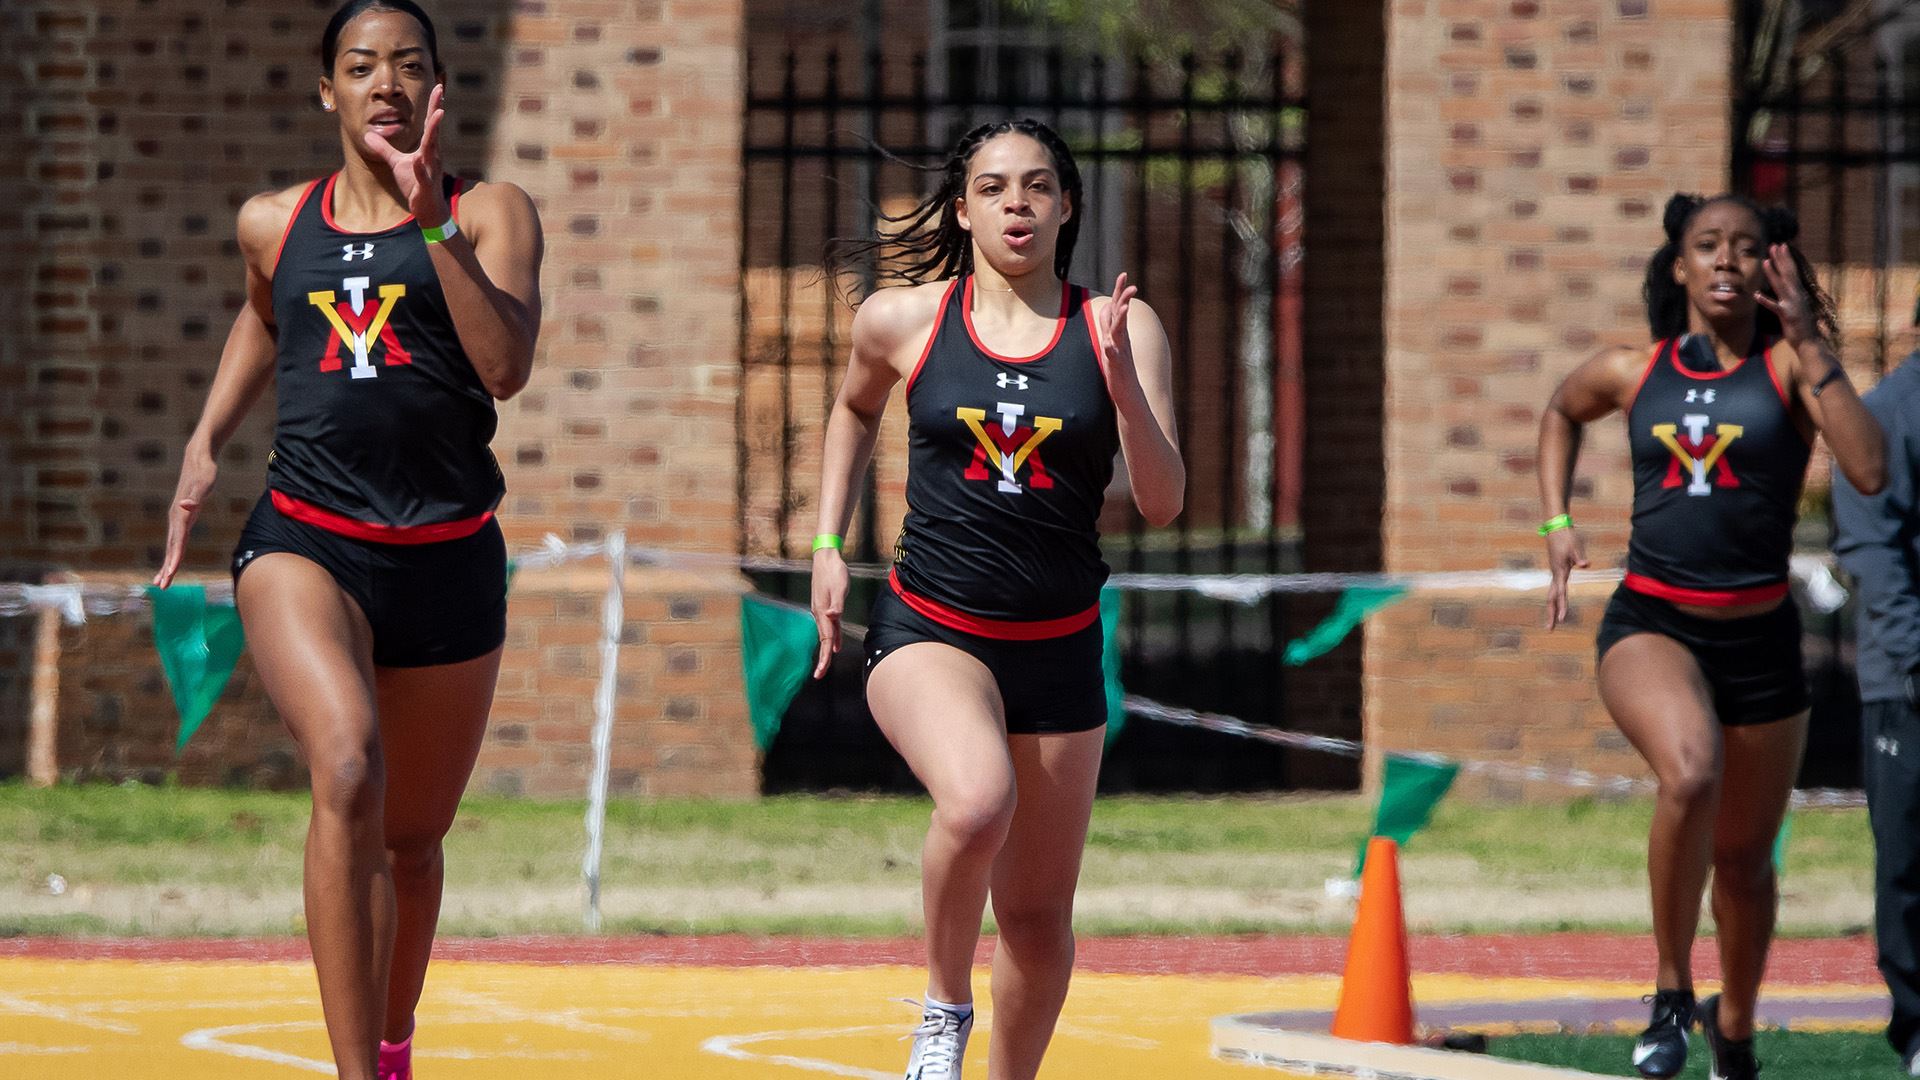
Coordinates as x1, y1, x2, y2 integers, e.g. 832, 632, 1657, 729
1538, 194, 1882, 1080
810, 120, 1184, 1080
153, 2, 542, 1077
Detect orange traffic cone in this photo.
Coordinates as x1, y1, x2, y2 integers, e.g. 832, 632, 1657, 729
1330, 835, 1414, 1044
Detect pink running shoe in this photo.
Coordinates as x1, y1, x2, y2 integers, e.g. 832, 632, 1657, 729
377, 1032, 413, 1080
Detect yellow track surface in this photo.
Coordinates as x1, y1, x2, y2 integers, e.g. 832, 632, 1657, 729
0, 957, 1876, 1078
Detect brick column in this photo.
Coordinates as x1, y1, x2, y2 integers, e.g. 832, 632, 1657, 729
478, 0, 755, 798
1371, 0, 1735, 799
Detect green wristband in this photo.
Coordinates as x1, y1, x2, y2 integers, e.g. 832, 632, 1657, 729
1537, 514, 1573, 537
811, 533, 843, 553
420, 217, 460, 245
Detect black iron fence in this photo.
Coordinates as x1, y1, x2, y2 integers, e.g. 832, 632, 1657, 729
736, 46, 1337, 792
1733, 10, 1920, 788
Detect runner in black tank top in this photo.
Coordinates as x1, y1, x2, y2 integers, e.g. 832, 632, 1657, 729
889, 275, 1119, 635
267, 169, 504, 535
811, 121, 1183, 1080
1537, 194, 1884, 1080
152, 5, 544, 1078
1622, 332, 1809, 607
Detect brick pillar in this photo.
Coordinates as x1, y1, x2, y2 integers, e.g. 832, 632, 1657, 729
476, 0, 755, 798
0, 6, 35, 568
1372, 0, 1734, 799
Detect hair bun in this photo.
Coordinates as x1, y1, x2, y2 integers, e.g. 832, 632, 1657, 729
1761, 205, 1800, 244
1662, 193, 1704, 242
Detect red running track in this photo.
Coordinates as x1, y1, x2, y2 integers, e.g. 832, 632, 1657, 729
0, 934, 1877, 984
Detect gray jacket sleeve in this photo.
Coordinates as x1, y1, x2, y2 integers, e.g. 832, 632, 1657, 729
1833, 387, 1920, 680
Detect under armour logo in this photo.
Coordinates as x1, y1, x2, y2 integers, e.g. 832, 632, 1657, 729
996, 373, 1029, 390
1685, 389, 1715, 404
342, 243, 376, 262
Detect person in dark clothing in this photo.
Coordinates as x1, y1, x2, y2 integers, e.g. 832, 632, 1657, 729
1832, 335, 1920, 1076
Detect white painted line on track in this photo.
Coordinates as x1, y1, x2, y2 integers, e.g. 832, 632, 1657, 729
0, 1043, 89, 1055
437, 988, 651, 1042
700, 1024, 902, 1079
0, 991, 139, 1033
180, 1020, 333, 1073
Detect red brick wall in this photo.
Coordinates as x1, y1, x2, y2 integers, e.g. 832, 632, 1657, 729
2, 1, 759, 796
1371, 0, 1737, 800
0, 7, 33, 565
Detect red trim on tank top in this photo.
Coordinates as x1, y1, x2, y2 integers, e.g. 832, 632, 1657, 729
961, 277, 1071, 363
1667, 335, 1746, 380
1622, 572, 1788, 607
270, 179, 323, 279
449, 177, 465, 219
903, 279, 961, 398
1083, 287, 1111, 382
1624, 341, 1663, 411
319, 172, 420, 235
271, 490, 493, 545
1760, 338, 1791, 406
888, 568, 1100, 641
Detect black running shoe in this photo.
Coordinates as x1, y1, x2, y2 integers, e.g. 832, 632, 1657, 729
1630, 988, 1695, 1078
1699, 994, 1761, 1080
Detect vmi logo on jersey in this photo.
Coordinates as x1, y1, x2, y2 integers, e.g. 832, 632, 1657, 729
307, 276, 412, 379
1652, 413, 1744, 496
958, 402, 1062, 494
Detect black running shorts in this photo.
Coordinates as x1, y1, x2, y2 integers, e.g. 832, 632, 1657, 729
1595, 584, 1808, 726
861, 585, 1107, 736
231, 493, 508, 668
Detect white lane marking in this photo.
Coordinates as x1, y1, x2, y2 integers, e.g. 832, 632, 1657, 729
1053, 1020, 1160, 1050
700, 1025, 900, 1079
180, 1020, 333, 1073
436, 989, 650, 1042
420, 1048, 594, 1061
0, 991, 139, 1034
0, 1043, 89, 1055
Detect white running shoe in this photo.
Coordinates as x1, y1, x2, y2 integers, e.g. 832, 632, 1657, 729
903, 1002, 973, 1079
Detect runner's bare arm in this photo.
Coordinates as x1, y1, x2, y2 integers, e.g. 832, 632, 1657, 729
810, 283, 945, 677
154, 189, 297, 587
1535, 344, 1642, 628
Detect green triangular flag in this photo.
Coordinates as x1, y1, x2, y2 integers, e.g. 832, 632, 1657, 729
740, 594, 818, 752
1355, 751, 1460, 874
145, 585, 246, 753
1284, 585, 1408, 666
1101, 586, 1126, 746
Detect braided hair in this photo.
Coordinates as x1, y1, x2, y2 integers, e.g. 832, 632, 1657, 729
1642, 192, 1835, 344
829, 119, 1084, 300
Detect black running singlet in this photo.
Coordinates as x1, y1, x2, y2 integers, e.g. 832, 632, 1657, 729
1623, 335, 1810, 605
890, 277, 1120, 638
266, 173, 503, 539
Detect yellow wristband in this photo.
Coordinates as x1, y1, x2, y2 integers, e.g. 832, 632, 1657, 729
1537, 514, 1573, 537
811, 534, 843, 553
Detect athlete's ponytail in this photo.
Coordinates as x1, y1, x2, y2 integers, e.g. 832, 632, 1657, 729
827, 119, 1084, 302
320, 0, 444, 76
1642, 192, 1835, 343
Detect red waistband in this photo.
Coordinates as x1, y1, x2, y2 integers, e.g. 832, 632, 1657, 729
270, 490, 494, 545
1622, 572, 1789, 607
888, 568, 1100, 641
